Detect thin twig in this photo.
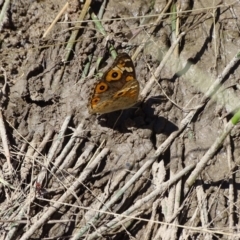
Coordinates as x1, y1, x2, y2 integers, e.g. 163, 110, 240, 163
47, 115, 72, 161
224, 118, 235, 234
42, 2, 69, 38
0, 0, 10, 31
144, 199, 161, 240
0, 67, 12, 171
0, 110, 12, 172
196, 184, 211, 239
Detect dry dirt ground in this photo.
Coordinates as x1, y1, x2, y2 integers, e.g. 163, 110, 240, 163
0, 0, 240, 239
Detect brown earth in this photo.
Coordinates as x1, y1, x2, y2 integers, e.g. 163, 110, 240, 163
0, 0, 240, 239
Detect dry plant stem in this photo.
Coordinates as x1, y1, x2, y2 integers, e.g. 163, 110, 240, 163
0, 110, 12, 171
86, 164, 195, 240
19, 148, 109, 240
30, 129, 54, 191
174, 141, 183, 210
16, 131, 34, 161
42, 2, 69, 38
74, 143, 95, 170
37, 115, 72, 183
1, 192, 20, 216
153, 225, 163, 240
71, 142, 114, 223
132, 0, 173, 61
102, 205, 136, 237
51, 120, 85, 174
172, 179, 182, 236
175, 4, 180, 57
171, 3, 179, 57
32, 128, 54, 160
150, 162, 166, 239
57, 138, 83, 172
224, 118, 235, 233
0, 67, 12, 171
64, 0, 92, 62
20, 136, 39, 180
47, 115, 72, 161
86, 139, 105, 167
140, 32, 185, 99
2, 219, 75, 224
166, 141, 183, 240
0, 0, 10, 31
162, 188, 181, 238
7, 120, 50, 159
168, 171, 177, 219
212, 6, 219, 71
164, 193, 189, 226
196, 184, 211, 239
144, 199, 161, 240
162, 171, 177, 239
159, 206, 173, 239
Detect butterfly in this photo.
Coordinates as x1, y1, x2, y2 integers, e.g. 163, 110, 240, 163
88, 53, 140, 114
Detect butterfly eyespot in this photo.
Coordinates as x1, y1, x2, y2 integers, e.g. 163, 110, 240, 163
106, 70, 121, 81
96, 82, 108, 93
112, 72, 119, 78
91, 97, 100, 105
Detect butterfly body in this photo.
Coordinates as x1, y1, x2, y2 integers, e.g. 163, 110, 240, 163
88, 53, 139, 114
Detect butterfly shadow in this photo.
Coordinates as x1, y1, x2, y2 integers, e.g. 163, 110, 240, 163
96, 96, 179, 135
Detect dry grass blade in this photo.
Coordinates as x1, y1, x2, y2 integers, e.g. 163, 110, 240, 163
224, 120, 235, 234
0, 0, 10, 32
0, 110, 12, 172
0, 68, 12, 172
